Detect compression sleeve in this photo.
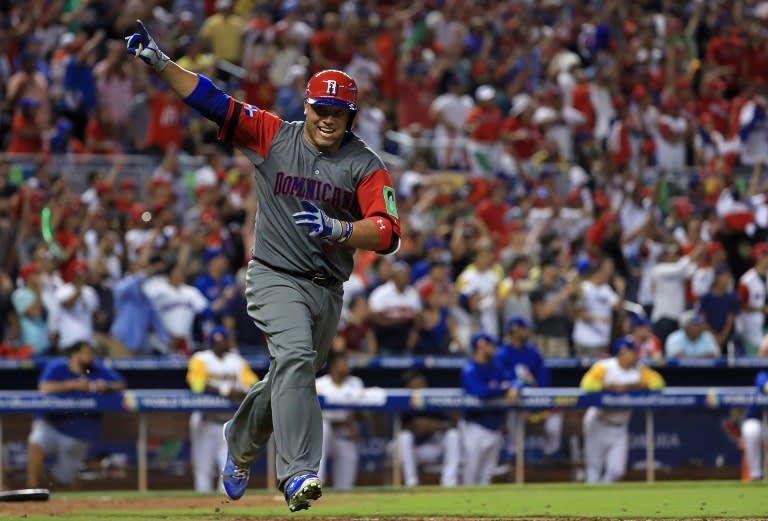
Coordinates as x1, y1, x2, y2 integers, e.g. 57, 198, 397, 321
183, 74, 231, 128
357, 169, 401, 254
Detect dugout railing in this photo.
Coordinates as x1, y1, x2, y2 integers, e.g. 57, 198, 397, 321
0, 387, 766, 491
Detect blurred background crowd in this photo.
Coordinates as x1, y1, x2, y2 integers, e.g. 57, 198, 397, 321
2, 0, 768, 360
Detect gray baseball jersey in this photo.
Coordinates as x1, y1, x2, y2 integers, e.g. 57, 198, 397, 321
219, 102, 401, 282
210, 93, 400, 492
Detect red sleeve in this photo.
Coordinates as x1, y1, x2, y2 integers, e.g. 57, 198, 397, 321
356, 168, 402, 253
738, 283, 750, 308
217, 99, 282, 158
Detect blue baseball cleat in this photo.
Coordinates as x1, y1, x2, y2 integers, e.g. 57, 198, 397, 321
284, 473, 322, 512
221, 421, 249, 500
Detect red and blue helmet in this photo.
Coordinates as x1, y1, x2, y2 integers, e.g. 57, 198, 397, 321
304, 69, 359, 111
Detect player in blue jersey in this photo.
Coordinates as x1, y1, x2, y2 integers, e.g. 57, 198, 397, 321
741, 370, 768, 480
493, 316, 563, 461
26, 341, 125, 488
461, 333, 519, 484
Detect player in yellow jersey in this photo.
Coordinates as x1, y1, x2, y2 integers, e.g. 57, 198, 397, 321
186, 327, 258, 492
580, 336, 664, 483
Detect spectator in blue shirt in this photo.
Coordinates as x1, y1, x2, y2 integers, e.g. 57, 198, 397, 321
494, 316, 562, 461
26, 340, 125, 488
110, 257, 171, 354
697, 265, 740, 350
664, 310, 721, 358
193, 248, 238, 340
461, 332, 519, 485
60, 30, 105, 139
11, 263, 50, 356
741, 371, 768, 481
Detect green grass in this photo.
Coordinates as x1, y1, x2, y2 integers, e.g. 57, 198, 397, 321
4, 481, 768, 520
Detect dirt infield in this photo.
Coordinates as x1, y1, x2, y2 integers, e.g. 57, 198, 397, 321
1, 495, 766, 521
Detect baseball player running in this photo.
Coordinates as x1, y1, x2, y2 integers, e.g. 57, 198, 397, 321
580, 336, 665, 483
740, 370, 768, 481
186, 326, 258, 492
126, 20, 401, 511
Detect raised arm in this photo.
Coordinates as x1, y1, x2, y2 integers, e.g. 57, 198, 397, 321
126, 19, 234, 129
126, 20, 199, 97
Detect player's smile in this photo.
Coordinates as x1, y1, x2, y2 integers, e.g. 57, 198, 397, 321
304, 103, 351, 152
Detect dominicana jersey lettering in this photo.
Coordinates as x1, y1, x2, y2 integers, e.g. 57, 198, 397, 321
212, 93, 401, 283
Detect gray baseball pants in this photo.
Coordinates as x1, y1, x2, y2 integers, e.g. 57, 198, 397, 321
225, 260, 343, 491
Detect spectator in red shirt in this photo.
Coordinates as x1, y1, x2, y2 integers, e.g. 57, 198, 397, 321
607, 96, 631, 171
500, 93, 540, 175
570, 69, 596, 137
55, 207, 84, 281
309, 12, 353, 73
396, 62, 437, 133
241, 59, 275, 112
465, 85, 502, 177
698, 77, 730, 135
745, 22, 768, 85
375, 18, 400, 100
7, 98, 44, 153
144, 84, 186, 155
705, 26, 746, 92
475, 179, 512, 245
85, 105, 121, 155
115, 177, 141, 214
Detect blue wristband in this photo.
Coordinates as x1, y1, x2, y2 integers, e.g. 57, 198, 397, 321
336, 221, 353, 243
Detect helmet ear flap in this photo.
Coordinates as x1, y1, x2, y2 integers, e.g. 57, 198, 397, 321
346, 110, 358, 130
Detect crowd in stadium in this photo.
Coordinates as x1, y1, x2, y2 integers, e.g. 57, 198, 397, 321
2, 0, 768, 361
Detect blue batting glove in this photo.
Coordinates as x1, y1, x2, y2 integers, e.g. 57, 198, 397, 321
125, 19, 170, 72
292, 200, 344, 241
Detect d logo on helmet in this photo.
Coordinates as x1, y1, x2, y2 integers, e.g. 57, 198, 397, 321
323, 79, 338, 96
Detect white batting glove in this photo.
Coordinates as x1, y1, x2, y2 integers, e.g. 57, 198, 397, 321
292, 200, 352, 243
125, 19, 170, 72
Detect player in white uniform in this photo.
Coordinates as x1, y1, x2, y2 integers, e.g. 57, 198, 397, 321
736, 243, 768, 355
396, 369, 461, 487
580, 337, 665, 483
315, 350, 365, 489
186, 327, 258, 492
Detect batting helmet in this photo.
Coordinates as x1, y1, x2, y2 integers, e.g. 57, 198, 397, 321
304, 69, 359, 111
